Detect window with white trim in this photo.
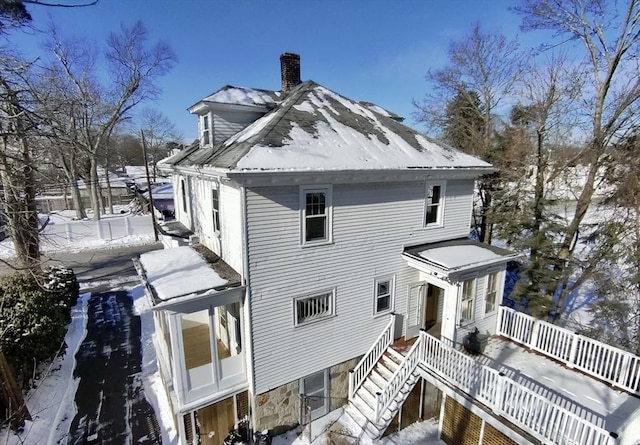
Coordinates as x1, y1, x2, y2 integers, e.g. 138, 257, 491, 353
295, 290, 335, 325
485, 272, 498, 314
202, 114, 211, 146
212, 188, 220, 232
374, 276, 394, 315
425, 182, 445, 226
301, 186, 332, 245
460, 278, 475, 323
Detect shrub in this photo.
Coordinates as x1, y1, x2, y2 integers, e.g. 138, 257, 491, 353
0, 267, 80, 385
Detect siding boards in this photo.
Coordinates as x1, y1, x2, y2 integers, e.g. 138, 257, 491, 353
246, 180, 474, 393
213, 110, 264, 144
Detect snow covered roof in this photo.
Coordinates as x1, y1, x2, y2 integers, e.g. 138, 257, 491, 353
190, 85, 281, 111
168, 81, 492, 173
403, 238, 520, 276
137, 246, 240, 304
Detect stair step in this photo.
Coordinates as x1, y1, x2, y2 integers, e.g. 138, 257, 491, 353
369, 370, 388, 388
388, 347, 405, 362
376, 361, 395, 380
363, 378, 381, 395
352, 394, 375, 418
381, 354, 401, 370
357, 386, 377, 407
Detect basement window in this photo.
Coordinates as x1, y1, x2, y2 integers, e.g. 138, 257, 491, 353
294, 290, 335, 326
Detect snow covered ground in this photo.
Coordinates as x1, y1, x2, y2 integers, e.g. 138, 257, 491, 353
0, 207, 155, 259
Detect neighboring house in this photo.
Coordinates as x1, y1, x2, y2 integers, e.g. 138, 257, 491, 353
135, 54, 640, 445
144, 183, 175, 219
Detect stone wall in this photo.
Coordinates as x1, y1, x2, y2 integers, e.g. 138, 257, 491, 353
329, 356, 360, 411
254, 356, 361, 435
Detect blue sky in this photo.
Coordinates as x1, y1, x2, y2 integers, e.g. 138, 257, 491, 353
11, 0, 538, 142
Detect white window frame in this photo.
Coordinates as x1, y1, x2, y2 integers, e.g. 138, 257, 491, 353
294, 289, 336, 326
201, 113, 211, 146
300, 185, 333, 247
212, 187, 221, 233
484, 270, 500, 315
460, 276, 476, 324
373, 275, 395, 316
424, 181, 445, 227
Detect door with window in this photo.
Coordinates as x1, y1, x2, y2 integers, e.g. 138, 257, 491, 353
300, 369, 330, 421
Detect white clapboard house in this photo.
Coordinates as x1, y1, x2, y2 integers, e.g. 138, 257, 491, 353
135, 54, 640, 445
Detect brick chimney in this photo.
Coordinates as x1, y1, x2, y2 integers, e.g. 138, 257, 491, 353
280, 52, 301, 94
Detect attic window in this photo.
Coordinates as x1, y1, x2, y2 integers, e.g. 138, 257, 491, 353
202, 114, 211, 146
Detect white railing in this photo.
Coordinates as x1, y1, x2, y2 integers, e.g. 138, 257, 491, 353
498, 306, 640, 395
349, 314, 395, 400
417, 332, 613, 445
374, 336, 422, 422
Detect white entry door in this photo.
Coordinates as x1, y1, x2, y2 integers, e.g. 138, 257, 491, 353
406, 282, 425, 340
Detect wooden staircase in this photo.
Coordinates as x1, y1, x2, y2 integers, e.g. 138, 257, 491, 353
344, 346, 420, 439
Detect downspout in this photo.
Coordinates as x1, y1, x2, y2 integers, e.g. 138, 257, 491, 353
239, 185, 258, 429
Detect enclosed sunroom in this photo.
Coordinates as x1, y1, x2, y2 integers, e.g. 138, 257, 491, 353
134, 246, 249, 444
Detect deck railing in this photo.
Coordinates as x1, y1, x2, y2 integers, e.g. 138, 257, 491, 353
349, 314, 395, 400
498, 306, 640, 395
417, 332, 613, 445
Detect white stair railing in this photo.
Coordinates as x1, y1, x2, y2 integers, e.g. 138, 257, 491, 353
498, 306, 640, 395
374, 335, 422, 422
349, 314, 395, 399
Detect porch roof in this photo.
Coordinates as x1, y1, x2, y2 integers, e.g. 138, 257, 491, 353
403, 237, 519, 277
136, 245, 242, 305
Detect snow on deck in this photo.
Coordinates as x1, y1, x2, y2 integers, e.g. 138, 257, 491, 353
480, 338, 640, 434
139, 246, 227, 301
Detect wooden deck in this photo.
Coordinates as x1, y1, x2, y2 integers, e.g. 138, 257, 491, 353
182, 325, 231, 369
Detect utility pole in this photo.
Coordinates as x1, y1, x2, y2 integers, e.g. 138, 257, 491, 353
141, 130, 159, 242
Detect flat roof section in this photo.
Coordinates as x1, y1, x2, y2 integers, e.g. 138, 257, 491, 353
138, 246, 230, 301
404, 238, 520, 276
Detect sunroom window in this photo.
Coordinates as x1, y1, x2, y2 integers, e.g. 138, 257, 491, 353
460, 278, 475, 323
485, 272, 498, 314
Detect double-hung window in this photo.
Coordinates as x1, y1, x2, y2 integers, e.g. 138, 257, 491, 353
212, 188, 220, 232
294, 290, 335, 326
301, 185, 332, 246
425, 182, 445, 226
374, 276, 394, 315
460, 278, 475, 323
202, 114, 211, 146
485, 272, 499, 314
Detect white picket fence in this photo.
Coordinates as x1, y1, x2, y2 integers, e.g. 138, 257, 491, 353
498, 306, 640, 395
42, 215, 154, 243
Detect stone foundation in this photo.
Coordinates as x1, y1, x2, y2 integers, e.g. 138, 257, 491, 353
254, 356, 361, 435
329, 356, 360, 411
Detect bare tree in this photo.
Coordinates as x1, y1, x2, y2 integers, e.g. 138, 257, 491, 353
39, 21, 175, 220
139, 108, 180, 181
516, 0, 640, 320
414, 24, 525, 243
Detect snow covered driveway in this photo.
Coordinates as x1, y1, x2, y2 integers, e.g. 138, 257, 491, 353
67, 291, 160, 444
